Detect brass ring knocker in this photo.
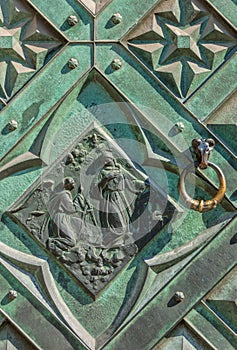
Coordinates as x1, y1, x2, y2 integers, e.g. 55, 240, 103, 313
178, 139, 226, 212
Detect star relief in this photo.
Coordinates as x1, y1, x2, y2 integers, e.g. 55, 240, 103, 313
161, 23, 203, 64
0, 1, 65, 101
0, 26, 26, 60
126, 0, 237, 98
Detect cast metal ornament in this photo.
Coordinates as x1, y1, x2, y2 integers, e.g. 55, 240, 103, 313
174, 291, 185, 302
111, 58, 122, 70
8, 290, 18, 300
178, 138, 226, 212
175, 121, 185, 132
7, 120, 18, 131
67, 57, 79, 69
67, 15, 78, 26
111, 13, 122, 24
9, 128, 158, 295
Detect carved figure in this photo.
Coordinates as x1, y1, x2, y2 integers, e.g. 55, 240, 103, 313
74, 184, 101, 246
74, 184, 95, 222
96, 152, 146, 248
47, 177, 83, 250
9, 129, 157, 293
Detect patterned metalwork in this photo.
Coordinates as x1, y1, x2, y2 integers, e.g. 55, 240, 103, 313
0, 0, 236, 349
0, 0, 65, 101
126, 0, 237, 98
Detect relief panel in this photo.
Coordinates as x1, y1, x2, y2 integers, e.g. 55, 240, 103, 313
8, 124, 175, 297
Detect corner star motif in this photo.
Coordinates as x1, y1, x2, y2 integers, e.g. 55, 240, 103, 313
0, 2, 64, 101
127, 0, 237, 98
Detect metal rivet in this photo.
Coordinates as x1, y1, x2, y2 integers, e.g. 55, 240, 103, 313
67, 58, 78, 69
111, 58, 122, 70
67, 15, 78, 26
111, 13, 122, 25
175, 122, 185, 132
8, 290, 18, 300
8, 120, 18, 131
174, 291, 185, 302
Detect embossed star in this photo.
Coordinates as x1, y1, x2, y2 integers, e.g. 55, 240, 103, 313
126, 0, 237, 98
0, 1, 65, 101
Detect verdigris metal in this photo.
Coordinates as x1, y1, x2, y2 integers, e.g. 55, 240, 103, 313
8, 124, 174, 297
0, 0, 236, 348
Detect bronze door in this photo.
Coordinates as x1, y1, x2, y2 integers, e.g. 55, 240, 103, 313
0, 0, 236, 349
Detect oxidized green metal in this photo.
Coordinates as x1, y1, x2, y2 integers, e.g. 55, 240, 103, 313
0, 0, 236, 349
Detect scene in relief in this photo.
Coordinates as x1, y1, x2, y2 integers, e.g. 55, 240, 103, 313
8, 124, 173, 296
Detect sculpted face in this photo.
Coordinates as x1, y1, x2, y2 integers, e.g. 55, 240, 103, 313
104, 157, 114, 166
64, 177, 75, 191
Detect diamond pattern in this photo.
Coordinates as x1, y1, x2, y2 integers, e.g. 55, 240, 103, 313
0, 0, 236, 349
153, 323, 212, 350
80, 0, 112, 15
0, 0, 65, 101
126, 0, 237, 98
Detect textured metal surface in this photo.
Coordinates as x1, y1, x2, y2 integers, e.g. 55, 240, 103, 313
0, 0, 236, 349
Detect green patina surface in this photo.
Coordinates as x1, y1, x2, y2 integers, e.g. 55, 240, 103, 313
0, 44, 92, 161
0, 0, 236, 348
95, 0, 158, 40
0, 265, 85, 350
28, 0, 93, 41
208, 0, 237, 27
185, 53, 237, 120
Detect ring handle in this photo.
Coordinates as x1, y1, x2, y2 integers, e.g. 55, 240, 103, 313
178, 162, 226, 212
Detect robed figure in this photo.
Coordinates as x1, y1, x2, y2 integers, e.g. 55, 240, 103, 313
96, 152, 146, 248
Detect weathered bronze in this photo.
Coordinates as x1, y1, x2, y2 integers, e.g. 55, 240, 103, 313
7, 119, 18, 131
8, 290, 18, 300
67, 15, 78, 26
174, 291, 185, 302
9, 127, 161, 295
67, 57, 79, 69
175, 121, 185, 132
111, 13, 122, 25
111, 58, 122, 70
0, 0, 236, 348
191, 138, 215, 169
178, 138, 226, 212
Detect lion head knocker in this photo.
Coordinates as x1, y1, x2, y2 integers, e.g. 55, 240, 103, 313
178, 138, 226, 212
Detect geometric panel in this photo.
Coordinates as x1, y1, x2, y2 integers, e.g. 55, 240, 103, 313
0, 0, 65, 101
0, 0, 236, 348
125, 0, 237, 98
152, 322, 213, 350
79, 0, 112, 15
0, 312, 40, 350
207, 124, 237, 157
204, 267, 237, 333
205, 90, 237, 156
184, 304, 237, 350
8, 122, 176, 298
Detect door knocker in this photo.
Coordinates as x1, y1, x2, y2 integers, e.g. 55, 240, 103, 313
178, 138, 226, 212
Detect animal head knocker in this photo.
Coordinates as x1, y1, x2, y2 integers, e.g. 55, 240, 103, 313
178, 138, 226, 212
191, 138, 215, 169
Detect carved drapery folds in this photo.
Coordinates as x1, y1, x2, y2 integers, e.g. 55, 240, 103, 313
8, 126, 171, 295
